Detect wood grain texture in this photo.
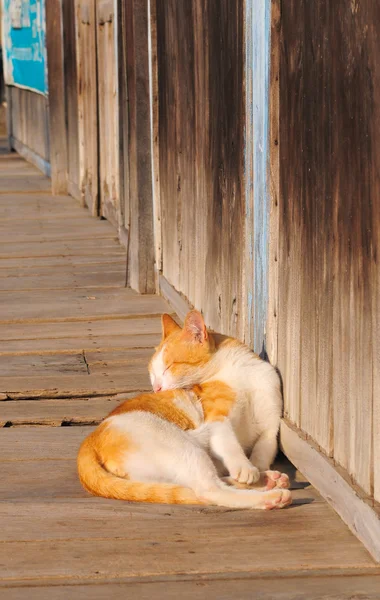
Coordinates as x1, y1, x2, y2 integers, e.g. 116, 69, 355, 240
244, 0, 271, 355
46, 0, 69, 194
96, 0, 120, 226
0, 506, 376, 581
75, 0, 99, 214
281, 420, 380, 563
0, 397, 127, 427
278, 1, 379, 494
0, 426, 95, 460
8, 87, 50, 166
265, 0, 280, 366
156, 0, 245, 338
63, 0, 80, 193
123, 0, 156, 293
3, 577, 380, 600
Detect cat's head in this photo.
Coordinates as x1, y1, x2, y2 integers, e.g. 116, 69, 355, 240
149, 310, 214, 392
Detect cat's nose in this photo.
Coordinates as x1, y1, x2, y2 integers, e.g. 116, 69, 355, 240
153, 382, 162, 393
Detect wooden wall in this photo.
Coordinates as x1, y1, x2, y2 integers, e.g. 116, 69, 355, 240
277, 0, 380, 502
63, 0, 80, 199
97, 0, 120, 227
156, 0, 245, 339
7, 87, 50, 173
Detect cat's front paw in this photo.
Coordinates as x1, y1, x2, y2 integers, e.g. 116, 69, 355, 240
229, 460, 260, 485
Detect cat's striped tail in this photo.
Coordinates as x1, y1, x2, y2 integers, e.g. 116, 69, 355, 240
77, 436, 203, 505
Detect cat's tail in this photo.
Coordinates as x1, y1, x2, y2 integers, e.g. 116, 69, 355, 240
77, 436, 203, 505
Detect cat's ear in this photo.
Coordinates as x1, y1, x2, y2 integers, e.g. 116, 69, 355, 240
183, 310, 208, 343
161, 314, 181, 339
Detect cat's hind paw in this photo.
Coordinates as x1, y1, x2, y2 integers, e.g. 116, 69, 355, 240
264, 489, 292, 510
262, 470, 290, 490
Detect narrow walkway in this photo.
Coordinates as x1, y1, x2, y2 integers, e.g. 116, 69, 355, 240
0, 147, 379, 599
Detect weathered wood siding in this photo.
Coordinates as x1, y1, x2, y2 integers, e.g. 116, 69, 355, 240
97, 0, 120, 226
75, 0, 99, 214
277, 0, 380, 501
156, 0, 245, 338
63, 0, 80, 199
8, 87, 50, 170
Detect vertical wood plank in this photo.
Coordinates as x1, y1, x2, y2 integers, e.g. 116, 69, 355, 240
75, 0, 99, 214
8, 87, 50, 168
156, 0, 244, 338
96, 0, 120, 227
266, 0, 280, 367
62, 0, 80, 198
117, 0, 130, 233
45, 0, 68, 194
279, 0, 378, 494
149, 0, 162, 282
277, 3, 303, 427
124, 0, 155, 293
374, 235, 380, 502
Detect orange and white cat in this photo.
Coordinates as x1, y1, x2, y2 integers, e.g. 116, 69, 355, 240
77, 311, 291, 509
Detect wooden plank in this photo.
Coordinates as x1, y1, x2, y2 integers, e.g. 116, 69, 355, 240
9, 87, 50, 166
281, 420, 380, 563
159, 275, 191, 323
85, 347, 153, 365
0, 353, 88, 377
0, 267, 126, 291
278, 0, 377, 495
0, 166, 46, 177
374, 191, 380, 502
0, 316, 161, 341
0, 505, 376, 581
245, 0, 271, 354
0, 495, 339, 544
156, 0, 245, 337
0, 396, 129, 426
75, 0, 99, 214
62, 0, 80, 193
0, 328, 160, 354
265, 0, 280, 365
0, 172, 51, 192
46, 0, 69, 194
0, 460, 87, 500
3, 576, 380, 600
96, 0, 120, 227
124, 0, 155, 293
0, 348, 152, 378
0, 366, 150, 398
150, 0, 162, 281
0, 217, 117, 243
0, 195, 82, 220
0, 426, 95, 460
0, 288, 169, 322
117, 0, 130, 233
0, 239, 122, 259
0, 255, 125, 270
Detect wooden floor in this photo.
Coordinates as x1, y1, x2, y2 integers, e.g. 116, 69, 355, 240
1, 146, 380, 599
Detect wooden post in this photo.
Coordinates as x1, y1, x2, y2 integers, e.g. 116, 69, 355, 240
45, 0, 68, 194
123, 0, 156, 294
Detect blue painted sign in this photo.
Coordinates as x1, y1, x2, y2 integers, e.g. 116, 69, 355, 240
2, 0, 47, 95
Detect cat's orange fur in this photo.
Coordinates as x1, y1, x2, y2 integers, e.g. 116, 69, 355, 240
77, 311, 291, 510
77, 383, 236, 504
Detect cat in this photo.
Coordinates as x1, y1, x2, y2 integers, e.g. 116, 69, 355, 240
77, 310, 291, 510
